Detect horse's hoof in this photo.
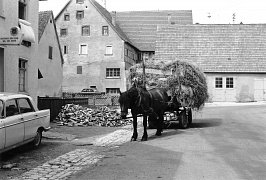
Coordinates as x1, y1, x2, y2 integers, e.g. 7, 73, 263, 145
141, 137, 147, 141
155, 131, 162, 136
131, 137, 137, 141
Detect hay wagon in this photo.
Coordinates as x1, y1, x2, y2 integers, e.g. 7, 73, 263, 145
129, 59, 208, 129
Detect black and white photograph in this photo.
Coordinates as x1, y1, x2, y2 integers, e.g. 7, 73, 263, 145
0, 0, 266, 179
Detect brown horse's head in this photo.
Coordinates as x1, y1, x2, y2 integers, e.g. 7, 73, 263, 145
118, 90, 131, 119
118, 87, 140, 119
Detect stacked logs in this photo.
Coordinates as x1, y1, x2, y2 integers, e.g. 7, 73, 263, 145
55, 104, 131, 127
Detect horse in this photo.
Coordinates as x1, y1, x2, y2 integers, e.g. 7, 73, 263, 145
119, 85, 169, 141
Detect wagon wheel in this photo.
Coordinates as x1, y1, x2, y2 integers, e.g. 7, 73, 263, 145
179, 111, 189, 129
188, 108, 192, 125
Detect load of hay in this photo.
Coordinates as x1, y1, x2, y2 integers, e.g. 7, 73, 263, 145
128, 60, 209, 110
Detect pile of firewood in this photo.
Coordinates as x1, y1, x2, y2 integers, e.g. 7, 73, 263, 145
55, 104, 131, 127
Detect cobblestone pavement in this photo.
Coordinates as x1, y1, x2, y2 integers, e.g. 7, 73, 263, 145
10, 149, 104, 180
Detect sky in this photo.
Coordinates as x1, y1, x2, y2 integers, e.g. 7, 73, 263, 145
39, 0, 266, 24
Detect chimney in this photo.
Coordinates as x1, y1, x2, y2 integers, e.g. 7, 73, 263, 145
167, 13, 171, 24
111, 11, 116, 26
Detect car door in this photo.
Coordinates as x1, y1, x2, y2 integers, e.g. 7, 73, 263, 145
4, 99, 24, 148
17, 98, 37, 140
0, 100, 5, 150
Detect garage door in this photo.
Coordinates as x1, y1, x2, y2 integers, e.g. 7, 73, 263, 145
254, 78, 266, 101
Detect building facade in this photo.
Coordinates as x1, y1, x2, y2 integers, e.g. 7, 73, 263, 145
55, 0, 138, 94
38, 11, 64, 97
0, 0, 39, 103
155, 24, 266, 102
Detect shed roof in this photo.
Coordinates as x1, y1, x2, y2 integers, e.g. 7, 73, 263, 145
155, 24, 266, 73
115, 10, 193, 51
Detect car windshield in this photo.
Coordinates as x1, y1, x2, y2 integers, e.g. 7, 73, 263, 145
0, 100, 3, 118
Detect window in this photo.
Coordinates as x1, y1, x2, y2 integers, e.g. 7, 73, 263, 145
60, 28, 67, 36
215, 77, 223, 88
106, 88, 120, 94
226, 77, 234, 88
48, 46, 53, 59
64, 13, 70, 21
105, 45, 113, 55
79, 44, 88, 55
77, 66, 82, 74
124, 49, 128, 56
18, 98, 34, 113
76, 11, 84, 20
19, 0, 27, 20
82, 26, 90, 36
106, 68, 120, 78
19, 59, 27, 92
102, 26, 109, 36
63, 45, 68, 54
6, 100, 19, 117
76, 0, 84, 3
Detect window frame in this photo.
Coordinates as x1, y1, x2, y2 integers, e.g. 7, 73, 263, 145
105, 45, 113, 55
226, 77, 234, 89
76, 0, 84, 4
106, 88, 120, 94
48, 46, 53, 59
60, 28, 68, 37
64, 13, 70, 21
106, 68, 120, 79
18, 0, 27, 20
76, 10, 84, 20
102, 26, 109, 36
79, 44, 88, 55
81, 25, 90, 36
63, 45, 68, 54
77, 66, 82, 74
18, 58, 27, 92
215, 77, 223, 89
17, 98, 35, 114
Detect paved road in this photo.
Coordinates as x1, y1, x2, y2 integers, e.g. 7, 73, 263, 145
69, 104, 266, 180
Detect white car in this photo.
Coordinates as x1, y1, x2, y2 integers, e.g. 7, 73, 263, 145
0, 93, 50, 153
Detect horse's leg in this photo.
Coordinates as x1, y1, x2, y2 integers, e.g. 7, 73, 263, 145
131, 115, 138, 141
141, 115, 148, 141
155, 112, 164, 136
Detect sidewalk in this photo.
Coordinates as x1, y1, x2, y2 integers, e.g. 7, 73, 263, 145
205, 101, 266, 107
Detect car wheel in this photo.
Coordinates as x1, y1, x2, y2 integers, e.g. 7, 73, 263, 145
179, 111, 189, 129
32, 129, 42, 147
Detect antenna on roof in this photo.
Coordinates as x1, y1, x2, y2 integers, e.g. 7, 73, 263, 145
232, 13, 236, 24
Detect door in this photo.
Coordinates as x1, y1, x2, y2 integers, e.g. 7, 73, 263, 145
0, 48, 4, 91
4, 99, 24, 148
213, 77, 236, 102
0, 100, 5, 150
17, 98, 36, 140
254, 78, 266, 101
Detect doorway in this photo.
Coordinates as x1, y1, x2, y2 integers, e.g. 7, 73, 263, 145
0, 48, 4, 91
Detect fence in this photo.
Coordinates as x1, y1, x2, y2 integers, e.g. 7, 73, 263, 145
38, 94, 120, 121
